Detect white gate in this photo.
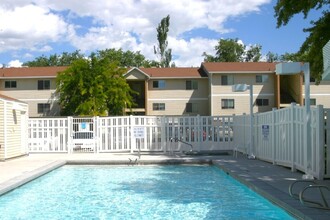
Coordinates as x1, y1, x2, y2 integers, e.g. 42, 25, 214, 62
69, 117, 96, 153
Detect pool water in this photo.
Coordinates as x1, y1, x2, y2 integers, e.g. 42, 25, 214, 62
0, 165, 295, 219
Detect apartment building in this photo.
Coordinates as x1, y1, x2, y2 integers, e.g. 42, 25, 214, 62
0, 67, 66, 117
0, 63, 329, 117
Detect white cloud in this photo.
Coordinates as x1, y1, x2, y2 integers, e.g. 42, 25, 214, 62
0, 0, 272, 66
0, 4, 70, 52
8, 59, 23, 67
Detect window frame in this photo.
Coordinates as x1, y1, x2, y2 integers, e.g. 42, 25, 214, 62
38, 80, 50, 90
304, 98, 316, 106
255, 99, 269, 106
221, 75, 234, 85
152, 103, 165, 111
221, 99, 235, 109
37, 103, 50, 114
186, 80, 198, 90
4, 80, 17, 88
152, 80, 166, 89
256, 75, 269, 83
186, 103, 198, 113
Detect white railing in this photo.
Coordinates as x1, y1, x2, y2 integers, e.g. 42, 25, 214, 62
233, 104, 328, 180
28, 115, 234, 154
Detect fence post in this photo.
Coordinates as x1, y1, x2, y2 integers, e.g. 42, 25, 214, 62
290, 103, 296, 171
161, 116, 166, 153
130, 115, 134, 153
94, 116, 99, 154
67, 116, 72, 154
326, 109, 330, 178
272, 108, 276, 164
198, 115, 202, 151
315, 105, 324, 179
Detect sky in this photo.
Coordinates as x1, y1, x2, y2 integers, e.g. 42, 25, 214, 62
0, 0, 324, 67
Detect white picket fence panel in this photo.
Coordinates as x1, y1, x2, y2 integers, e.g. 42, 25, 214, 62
233, 104, 329, 179
28, 115, 234, 154
29, 118, 69, 153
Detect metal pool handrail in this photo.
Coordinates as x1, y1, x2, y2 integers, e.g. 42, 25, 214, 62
289, 180, 330, 210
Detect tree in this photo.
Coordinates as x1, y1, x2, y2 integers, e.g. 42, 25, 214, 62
97, 48, 156, 67
154, 15, 172, 67
203, 38, 262, 62
274, 0, 330, 82
266, 52, 280, 62
216, 38, 245, 62
23, 50, 84, 66
56, 54, 135, 116
24, 49, 157, 68
245, 44, 262, 62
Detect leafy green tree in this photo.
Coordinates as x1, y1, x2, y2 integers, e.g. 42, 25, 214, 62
274, 0, 330, 82
215, 38, 245, 62
245, 44, 262, 62
56, 54, 135, 116
97, 48, 154, 67
23, 50, 84, 66
266, 52, 280, 62
203, 38, 262, 62
154, 15, 172, 67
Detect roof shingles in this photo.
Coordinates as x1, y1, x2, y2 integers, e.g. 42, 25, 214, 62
202, 62, 276, 72
0, 66, 67, 78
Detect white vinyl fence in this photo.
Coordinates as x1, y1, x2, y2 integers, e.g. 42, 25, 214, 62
28, 105, 330, 179
28, 115, 234, 154
233, 104, 330, 180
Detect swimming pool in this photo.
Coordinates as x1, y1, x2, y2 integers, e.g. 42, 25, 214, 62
0, 165, 295, 219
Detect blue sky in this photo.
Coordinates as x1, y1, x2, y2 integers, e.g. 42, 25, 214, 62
0, 0, 324, 67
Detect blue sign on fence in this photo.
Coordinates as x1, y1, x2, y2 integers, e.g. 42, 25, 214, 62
262, 125, 269, 141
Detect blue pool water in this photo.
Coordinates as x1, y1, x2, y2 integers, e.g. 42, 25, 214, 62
0, 165, 295, 219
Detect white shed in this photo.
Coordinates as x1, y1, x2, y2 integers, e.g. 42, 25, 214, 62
0, 94, 29, 160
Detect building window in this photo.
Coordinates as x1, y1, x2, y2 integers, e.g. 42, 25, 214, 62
5, 80, 17, 88
153, 103, 165, 111
186, 103, 198, 113
38, 80, 50, 90
186, 80, 198, 90
221, 75, 234, 85
304, 98, 316, 106
152, 80, 165, 89
221, 99, 235, 109
37, 103, 50, 114
256, 99, 269, 106
256, 75, 269, 83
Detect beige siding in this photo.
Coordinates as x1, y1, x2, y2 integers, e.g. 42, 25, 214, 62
125, 69, 148, 80
1, 78, 58, 117
212, 73, 274, 94
27, 100, 60, 117
0, 100, 4, 160
307, 81, 330, 108
0, 100, 28, 159
211, 95, 275, 116
210, 73, 275, 116
147, 79, 209, 115
147, 100, 209, 116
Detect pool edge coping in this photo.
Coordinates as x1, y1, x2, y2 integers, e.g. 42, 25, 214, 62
212, 161, 311, 220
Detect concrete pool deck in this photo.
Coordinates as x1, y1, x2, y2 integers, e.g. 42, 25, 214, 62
0, 153, 329, 219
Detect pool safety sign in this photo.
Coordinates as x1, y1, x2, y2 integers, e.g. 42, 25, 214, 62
262, 125, 269, 141
133, 127, 145, 138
